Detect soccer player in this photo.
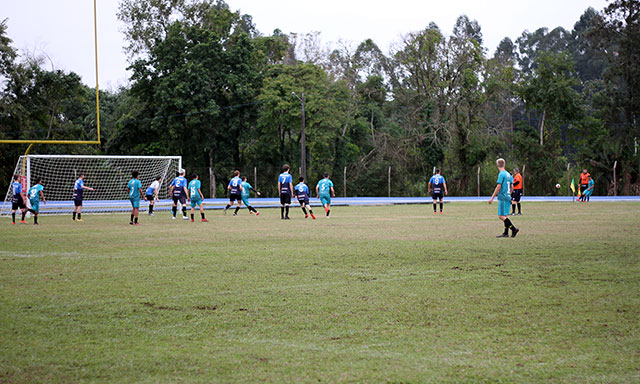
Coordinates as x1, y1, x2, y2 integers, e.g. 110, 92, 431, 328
583, 176, 595, 202
127, 170, 146, 225
511, 168, 523, 215
72, 173, 95, 222
188, 174, 208, 222
294, 177, 316, 219
428, 169, 448, 214
10, 174, 27, 225
315, 172, 335, 218
240, 176, 260, 215
145, 176, 162, 216
224, 170, 244, 216
578, 169, 590, 202
27, 178, 46, 225
170, 170, 189, 220
278, 165, 294, 220
489, 158, 519, 238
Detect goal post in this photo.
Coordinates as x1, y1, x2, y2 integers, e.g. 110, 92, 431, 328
1, 155, 182, 216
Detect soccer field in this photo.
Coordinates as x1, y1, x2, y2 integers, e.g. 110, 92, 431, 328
1, 202, 639, 383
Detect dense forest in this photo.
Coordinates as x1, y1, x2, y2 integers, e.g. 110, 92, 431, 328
1, 0, 639, 197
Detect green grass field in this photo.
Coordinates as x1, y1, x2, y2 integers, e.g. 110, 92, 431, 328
1, 202, 639, 383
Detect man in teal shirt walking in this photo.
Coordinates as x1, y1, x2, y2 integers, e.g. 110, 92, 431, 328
489, 158, 519, 238
316, 172, 335, 218
127, 170, 146, 226
241, 176, 260, 215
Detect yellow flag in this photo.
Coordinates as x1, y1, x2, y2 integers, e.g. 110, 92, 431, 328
570, 178, 576, 193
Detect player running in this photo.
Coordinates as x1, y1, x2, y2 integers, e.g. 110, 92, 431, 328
127, 170, 146, 225
224, 170, 244, 216
240, 176, 260, 215
294, 177, 316, 219
145, 176, 162, 216
511, 168, 523, 215
188, 174, 208, 222
489, 158, 519, 238
428, 169, 448, 214
72, 173, 95, 222
316, 173, 335, 218
278, 165, 294, 220
170, 170, 189, 220
10, 174, 27, 225
27, 178, 46, 226
583, 176, 595, 202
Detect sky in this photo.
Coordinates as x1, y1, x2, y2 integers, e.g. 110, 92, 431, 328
2, 0, 609, 89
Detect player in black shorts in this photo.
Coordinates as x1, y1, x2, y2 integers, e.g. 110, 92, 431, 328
10, 174, 27, 224
428, 169, 448, 214
72, 173, 95, 221
170, 170, 190, 220
277, 164, 294, 220
294, 177, 316, 219
224, 170, 244, 216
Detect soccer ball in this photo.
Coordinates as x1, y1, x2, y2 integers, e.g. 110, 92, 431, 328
555, 184, 561, 189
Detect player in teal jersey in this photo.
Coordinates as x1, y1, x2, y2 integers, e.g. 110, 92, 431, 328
188, 174, 208, 222
583, 176, 595, 202
127, 170, 146, 225
489, 159, 519, 238
240, 176, 260, 215
27, 178, 46, 225
315, 173, 335, 218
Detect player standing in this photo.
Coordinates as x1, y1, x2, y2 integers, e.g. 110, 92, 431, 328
127, 170, 146, 225
294, 177, 316, 219
188, 174, 208, 222
10, 174, 27, 225
145, 176, 162, 216
278, 165, 294, 220
315, 173, 335, 218
170, 170, 189, 220
583, 176, 594, 202
511, 168, 523, 215
224, 170, 244, 216
428, 169, 448, 214
27, 178, 46, 225
578, 169, 590, 202
72, 173, 95, 222
489, 158, 519, 238
240, 176, 260, 215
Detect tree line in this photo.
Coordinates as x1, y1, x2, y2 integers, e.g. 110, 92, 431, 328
1, 0, 638, 197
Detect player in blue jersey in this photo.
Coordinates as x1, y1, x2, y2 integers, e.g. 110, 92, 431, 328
294, 177, 316, 219
170, 170, 190, 220
224, 170, 244, 216
240, 176, 260, 215
127, 170, 146, 225
145, 176, 162, 216
278, 164, 294, 220
10, 174, 27, 225
72, 173, 95, 222
188, 174, 208, 222
428, 169, 448, 214
27, 178, 46, 225
315, 173, 335, 218
489, 158, 519, 238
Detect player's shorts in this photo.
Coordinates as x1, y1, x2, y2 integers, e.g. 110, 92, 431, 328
30, 199, 40, 213
241, 196, 251, 206
130, 198, 140, 208
280, 193, 291, 205
145, 194, 154, 202
172, 195, 186, 205
580, 184, 588, 192
12, 196, 25, 210
511, 189, 522, 202
319, 195, 331, 206
73, 198, 83, 207
190, 199, 202, 208
432, 192, 443, 200
498, 200, 510, 216
297, 197, 309, 205
229, 193, 242, 203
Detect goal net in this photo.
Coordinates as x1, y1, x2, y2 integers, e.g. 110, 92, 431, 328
1, 155, 181, 216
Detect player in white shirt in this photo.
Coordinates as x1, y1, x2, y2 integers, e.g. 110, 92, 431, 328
145, 176, 162, 216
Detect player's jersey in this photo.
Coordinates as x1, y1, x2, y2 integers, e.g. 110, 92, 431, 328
429, 174, 445, 194
294, 182, 309, 199
496, 170, 511, 202
146, 180, 160, 196
278, 172, 292, 194
241, 181, 252, 198
189, 179, 201, 200
170, 176, 187, 197
228, 176, 242, 195
513, 173, 523, 190
73, 178, 84, 200
128, 179, 142, 199
580, 173, 590, 185
28, 184, 44, 202
11, 181, 22, 202
317, 178, 333, 197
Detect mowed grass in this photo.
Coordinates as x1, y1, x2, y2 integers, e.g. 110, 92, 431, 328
0, 202, 639, 383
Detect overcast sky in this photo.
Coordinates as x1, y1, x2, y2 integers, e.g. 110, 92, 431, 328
3, 0, 609, 90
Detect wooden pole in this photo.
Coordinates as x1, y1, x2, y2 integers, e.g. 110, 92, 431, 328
343, 166, 347, 197
254, 167, 257, 195
567, 163, 571, 200
209, 155, 215, 199
477, 166, 481, 197
613, 160, 617, 196
388, 166, 391, 198
522, 165, 526, 196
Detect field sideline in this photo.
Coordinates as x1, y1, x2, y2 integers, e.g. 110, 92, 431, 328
1, 202, 639, 383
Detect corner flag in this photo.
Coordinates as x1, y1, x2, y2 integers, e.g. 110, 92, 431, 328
570, 179, 576, 194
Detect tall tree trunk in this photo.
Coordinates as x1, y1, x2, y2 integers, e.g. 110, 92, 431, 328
539, 109, 546, 146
